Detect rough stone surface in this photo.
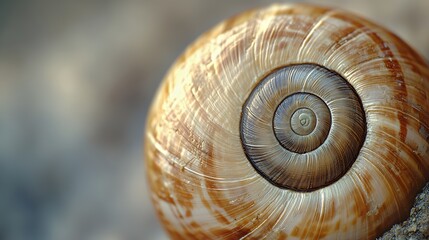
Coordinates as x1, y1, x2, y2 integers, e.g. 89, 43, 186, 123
379, 182, 429, 240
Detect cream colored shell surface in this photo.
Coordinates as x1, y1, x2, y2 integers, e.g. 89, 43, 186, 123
144, 4, 429, 239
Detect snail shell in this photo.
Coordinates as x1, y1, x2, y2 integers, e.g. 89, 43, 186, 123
144, 4, 429, 239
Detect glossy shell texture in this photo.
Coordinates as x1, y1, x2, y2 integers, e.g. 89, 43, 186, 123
144, 4, 429, 239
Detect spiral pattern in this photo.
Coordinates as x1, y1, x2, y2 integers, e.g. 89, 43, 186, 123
241, 64, 366, 191
274, 93, 330, 153
145, 4, 429, 239
273, 93, 331, 153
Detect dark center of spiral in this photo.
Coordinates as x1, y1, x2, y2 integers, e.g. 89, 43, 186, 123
240, 64, 366, 191
273, 93, 331, 154
291, 108, 315, 135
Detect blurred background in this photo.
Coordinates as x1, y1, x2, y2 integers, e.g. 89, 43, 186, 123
1, 0, 428, 239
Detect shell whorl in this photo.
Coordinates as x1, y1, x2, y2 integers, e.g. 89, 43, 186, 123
241, 64, 366, 191
145, 4, 429, 239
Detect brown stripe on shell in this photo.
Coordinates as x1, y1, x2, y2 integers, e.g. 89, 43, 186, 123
334, 13, 410, 143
